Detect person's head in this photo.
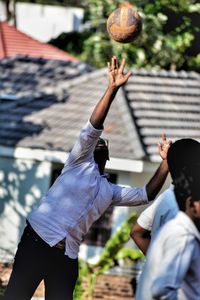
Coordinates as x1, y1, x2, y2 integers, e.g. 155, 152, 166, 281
167, 138, 200, 231
167, 138, 200, 180
173, 163, 200, 231
94, 138, 109, 174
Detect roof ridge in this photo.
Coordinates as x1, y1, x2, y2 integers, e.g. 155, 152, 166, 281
59, 65, 200, 94
63, 67, 200, 89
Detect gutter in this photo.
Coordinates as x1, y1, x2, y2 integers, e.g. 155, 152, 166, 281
0, 145, 148, 173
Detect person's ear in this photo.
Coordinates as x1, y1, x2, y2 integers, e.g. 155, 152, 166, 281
186, 197, 200, 218
186, 196, 195, 215
186, 196, 193, 207
193, 201, 200, 218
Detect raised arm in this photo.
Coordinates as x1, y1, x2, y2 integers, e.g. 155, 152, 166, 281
90, 56, 132, 129
146, 133, 172, 201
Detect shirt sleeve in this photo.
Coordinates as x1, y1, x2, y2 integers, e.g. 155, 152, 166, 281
151, 235, 195, 300
65, 120, 103, 166
137, 199, 159, 231
137, 188, 173, 231
111, 184, 148, 206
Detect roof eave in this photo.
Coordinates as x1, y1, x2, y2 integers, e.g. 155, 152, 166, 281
0, 145, 148, 173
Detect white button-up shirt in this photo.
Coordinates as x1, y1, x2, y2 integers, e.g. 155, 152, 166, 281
136, 211, 200, 300
28, 121, 148, 258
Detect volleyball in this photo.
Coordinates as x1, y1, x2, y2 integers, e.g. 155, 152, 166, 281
107, 5, 142, 43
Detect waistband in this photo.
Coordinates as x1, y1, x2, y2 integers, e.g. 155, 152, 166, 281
25, 220, 65, 251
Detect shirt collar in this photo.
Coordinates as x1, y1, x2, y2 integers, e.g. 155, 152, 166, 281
101, 172, 110, 179
177, 211, 200, 241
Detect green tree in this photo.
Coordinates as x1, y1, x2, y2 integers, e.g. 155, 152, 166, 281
73, 211, 143, 300
50, 0, 200, 71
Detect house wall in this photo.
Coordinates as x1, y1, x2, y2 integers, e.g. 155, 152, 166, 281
0, 2, 84, 42
82, 274, 135, 300
0, 156, 51, 261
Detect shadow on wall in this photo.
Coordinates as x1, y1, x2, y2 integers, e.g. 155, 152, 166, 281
0, 156, 51, 262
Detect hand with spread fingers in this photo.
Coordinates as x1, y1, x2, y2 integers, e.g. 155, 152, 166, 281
158, 133, 172, 160
107, 56, 132, 89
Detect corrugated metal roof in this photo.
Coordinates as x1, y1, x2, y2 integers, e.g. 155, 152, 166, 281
124, 69, 200, 161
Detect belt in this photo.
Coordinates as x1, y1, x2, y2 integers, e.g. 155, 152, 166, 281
55, 239, 65, 250
26, 221, 65, 251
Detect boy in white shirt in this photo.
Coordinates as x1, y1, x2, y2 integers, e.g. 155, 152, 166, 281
135, 140, 200, 300
131, 139, 199, 255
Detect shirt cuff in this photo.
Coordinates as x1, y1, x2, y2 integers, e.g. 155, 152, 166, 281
137, 216, 152, 231
86, 120, 104, 137
143, 185, 148, 203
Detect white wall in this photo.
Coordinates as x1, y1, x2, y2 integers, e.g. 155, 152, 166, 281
0, 1, 6, 21
0, 156, 51, 261
0, 2, 84, 42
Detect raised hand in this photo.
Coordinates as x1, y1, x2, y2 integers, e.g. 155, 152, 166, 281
107, 56, 132, 89
158, 133, 172, 160
90, 56, 132, 129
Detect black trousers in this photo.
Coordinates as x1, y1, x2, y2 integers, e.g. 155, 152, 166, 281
4, 224, 78, 300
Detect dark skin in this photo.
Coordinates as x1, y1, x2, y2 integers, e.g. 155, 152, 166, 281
90, 56, 132, 130
93, 150, 108, 175
130, 138, 171, 255
130, 222, 151, 255
90, 55, 171, 200
185, 197, 200, 232
90, 56, 132, 174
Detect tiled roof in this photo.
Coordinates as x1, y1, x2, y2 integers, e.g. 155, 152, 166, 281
124, 69, 200, 161
0, 56, 142, 161
0, 21, 78, 61
0, 55, 199, 162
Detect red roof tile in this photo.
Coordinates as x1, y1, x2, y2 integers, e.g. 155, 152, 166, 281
0, 21, 78, 62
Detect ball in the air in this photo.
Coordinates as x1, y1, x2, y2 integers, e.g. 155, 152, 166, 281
107, 6, 142, 43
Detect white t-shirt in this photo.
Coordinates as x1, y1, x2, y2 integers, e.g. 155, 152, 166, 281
137, 185, 179, 240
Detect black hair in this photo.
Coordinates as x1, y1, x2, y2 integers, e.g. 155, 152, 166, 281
94, 138, 109, 162
167, 138, 200, 179
167, 138, 200, 211
173, 164, 200, 211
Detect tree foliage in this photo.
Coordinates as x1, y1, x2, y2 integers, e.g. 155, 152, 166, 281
73, 211, 143, 300
50, 0, 200, 71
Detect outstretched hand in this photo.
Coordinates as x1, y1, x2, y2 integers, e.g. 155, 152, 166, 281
158, 133, 172, 160
108, 56, 132, 89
